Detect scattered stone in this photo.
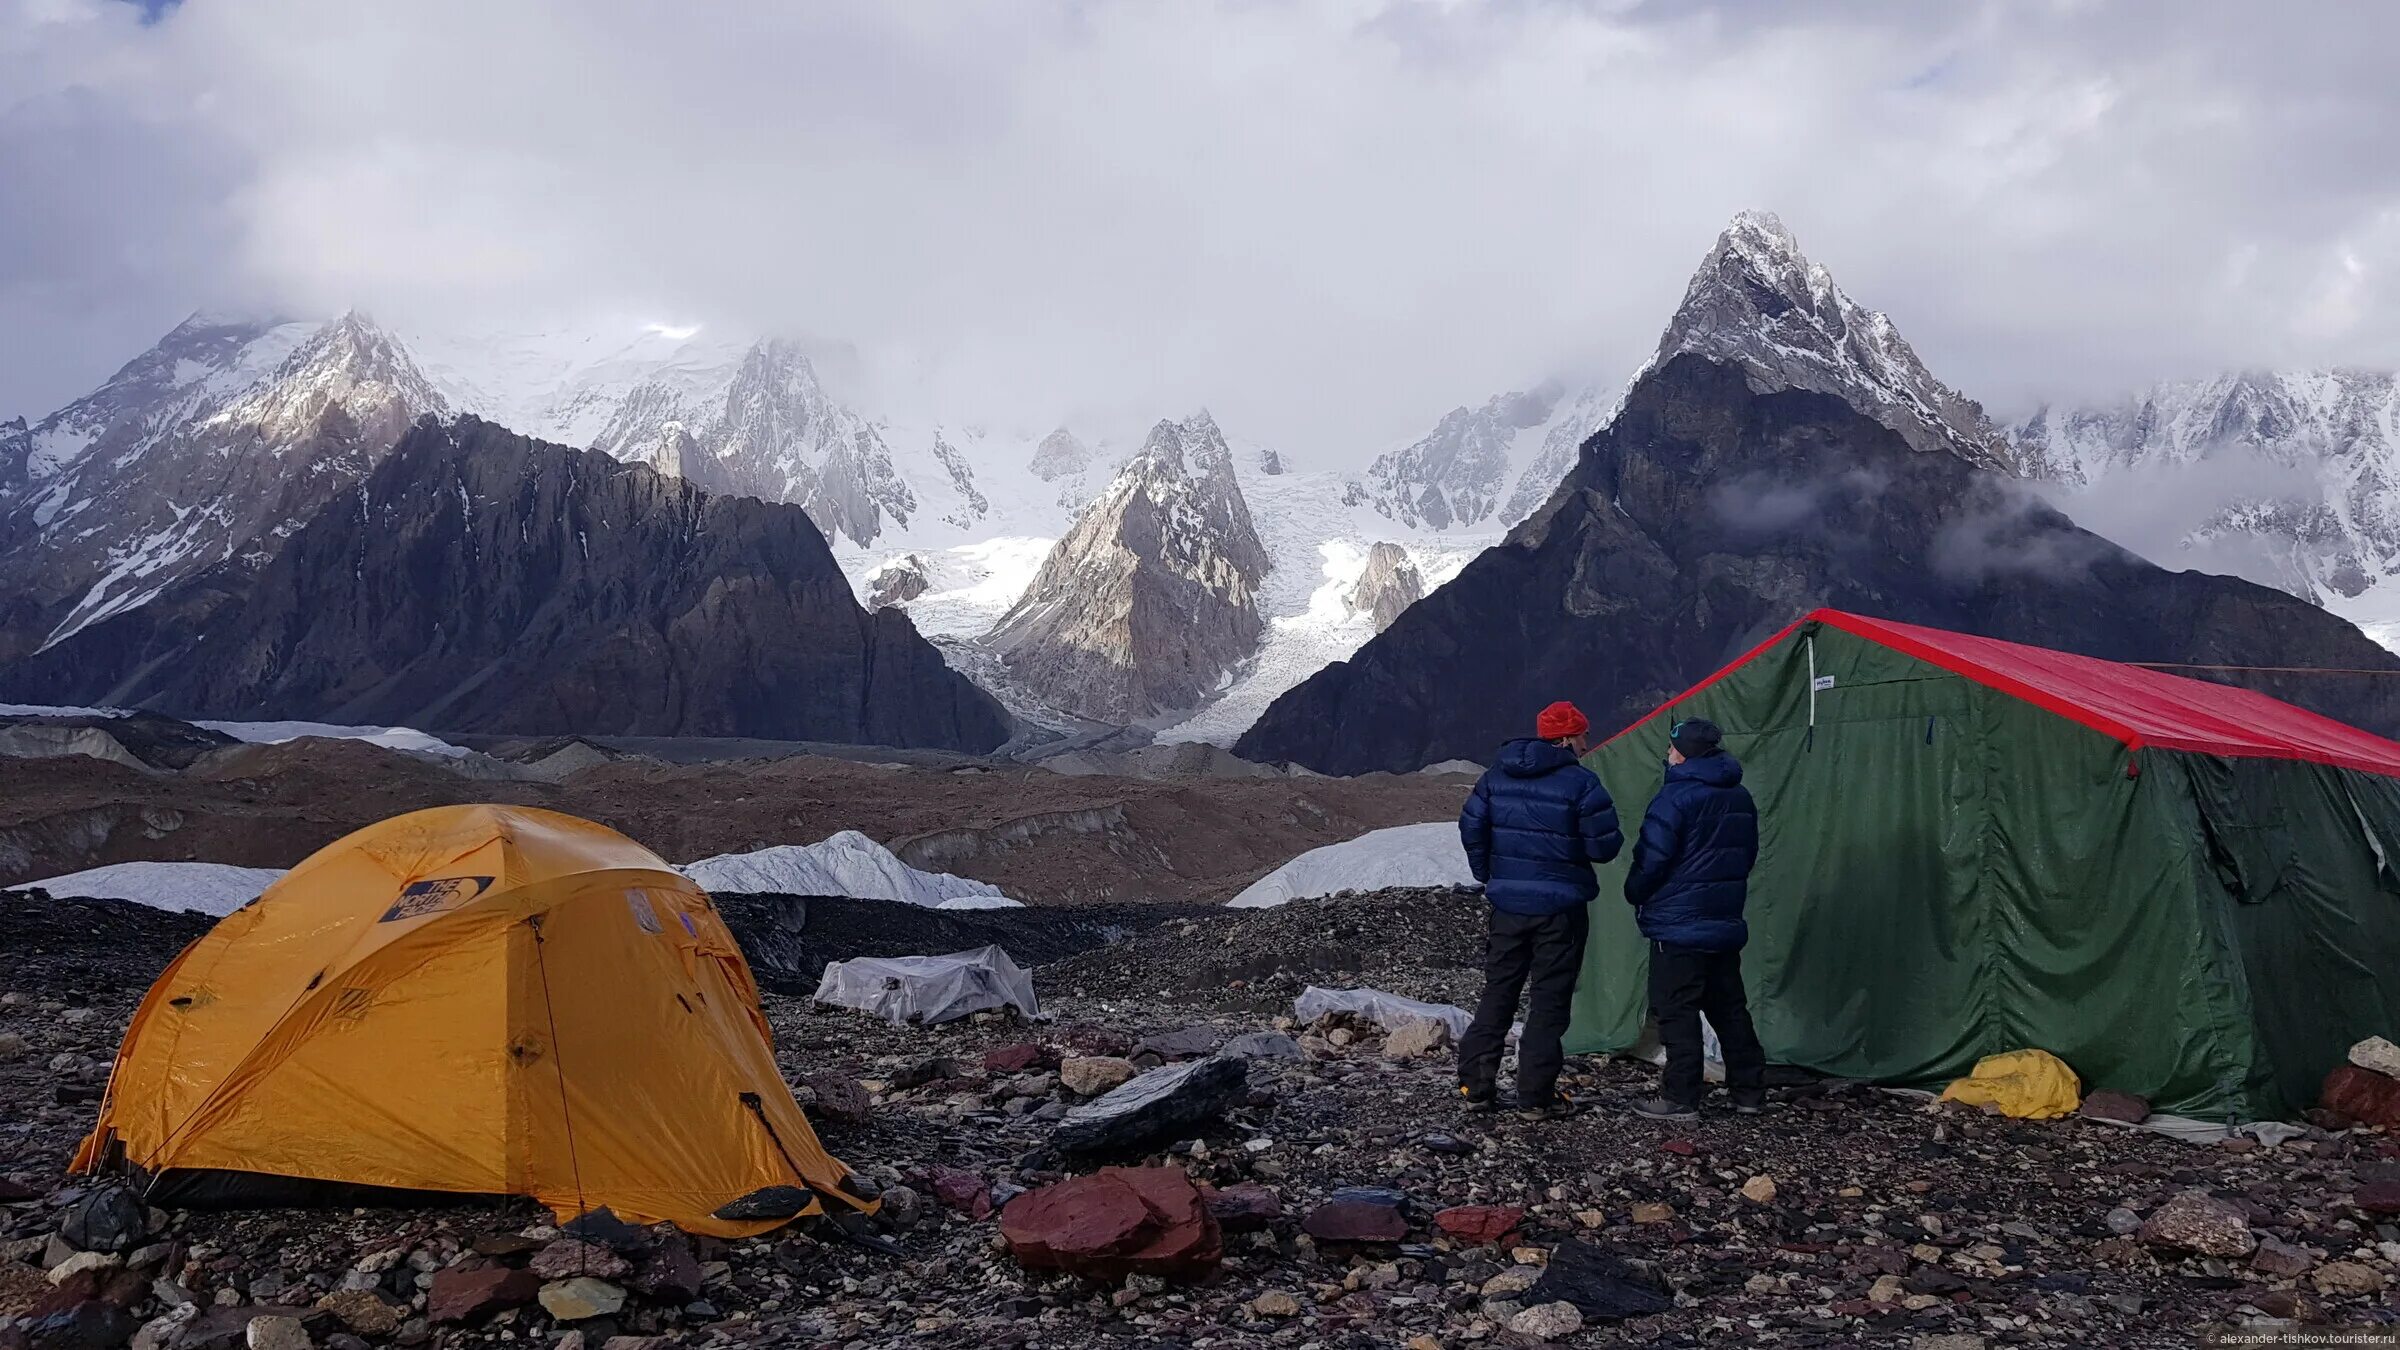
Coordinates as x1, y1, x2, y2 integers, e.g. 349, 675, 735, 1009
889, 1056, 965, 1091
58, 1186, 147, 1255
2104, 1207, 2142, 1236
529, 1239, 633, 1282
1219, 1031, 1303, 1061
1528, 1241, 1675, 1321
537, 1277, 627, 1321
23, 1300, 134, 1350
798, 1073, 873, 1129
1202, 1182, 1282, 1233
2355, 1179, 2400, 1215
558, 1207, 650, 1253
1480, 1268, 1541, 1299
1432, 1204, 1522, 1246
2322, 1064, 2400, 1133
1382, 1017, 1452, 1060
427, 1267, 541, 1323
628, 1236, 704, 1304
2350, 1035, 2400, 1078
0, 1032, 26, 1060
1740, 1175, 1778, 1204
312, 1290, 399, 1339
1302, 1189, 1408, 1243
2077, 1089, 2150, 1124
244, 1315, 312, 1350
1000, 1167, 1223, 1281
2139, 1190, 2257, 1257
1630, 1202, 1675, 1224
1131, 1026, 1219, 1061
1247, 1291, 1301, 1318
1053, 1056, 1246, 1155
2312, 1261, 2386, 1296
927, 1167, 992, 1219
982, 1043, 1048, 1073
1507, 1301, 1583, 1341
1059, 1056, 1140, 1097
45, 1252, 120, 1286
2251, 1237, 2316, 1279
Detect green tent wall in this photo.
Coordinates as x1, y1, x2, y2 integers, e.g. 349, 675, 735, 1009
1565, 610, 2400, 1120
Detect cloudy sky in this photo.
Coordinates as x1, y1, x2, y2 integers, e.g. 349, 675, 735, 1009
3, 0, 2395, 461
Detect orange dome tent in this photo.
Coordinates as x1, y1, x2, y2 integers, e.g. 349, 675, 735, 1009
73, 804, 867, 1237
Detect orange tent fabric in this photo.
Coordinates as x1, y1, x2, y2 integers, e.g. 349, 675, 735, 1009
74, 804, 866, 1237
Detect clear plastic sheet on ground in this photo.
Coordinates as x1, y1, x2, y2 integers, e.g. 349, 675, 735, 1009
1294, 985, 1471, 1039
812, 945, 1038, 1025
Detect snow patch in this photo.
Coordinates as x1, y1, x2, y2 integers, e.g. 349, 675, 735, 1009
680, 830, 1023, 909
21, 861, 286, 916
194, 719, 469, 756
1227, 821, 1475, 907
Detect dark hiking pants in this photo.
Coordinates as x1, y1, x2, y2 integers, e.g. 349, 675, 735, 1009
1457, 906, 1589, 1104
1649, 941, 1766, 1107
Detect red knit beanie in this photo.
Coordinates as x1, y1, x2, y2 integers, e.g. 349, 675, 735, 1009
1535, 700, 1589, 740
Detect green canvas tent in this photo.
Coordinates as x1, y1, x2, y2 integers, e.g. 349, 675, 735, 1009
1566, 608, 2400, 1120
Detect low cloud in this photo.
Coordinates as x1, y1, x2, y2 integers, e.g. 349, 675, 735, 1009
2, 1, 2397, 463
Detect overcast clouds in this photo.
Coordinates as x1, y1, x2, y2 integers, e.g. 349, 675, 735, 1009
3, 0, 2396, 461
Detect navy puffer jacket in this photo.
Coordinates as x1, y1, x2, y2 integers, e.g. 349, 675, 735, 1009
1624, 750, 1759, 950
1459, 739, 1623, 916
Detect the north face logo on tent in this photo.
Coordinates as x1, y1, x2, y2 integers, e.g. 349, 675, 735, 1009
379, 876, 494, 923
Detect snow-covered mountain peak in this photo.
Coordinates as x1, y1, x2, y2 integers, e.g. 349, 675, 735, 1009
1657, 211, 2016, 472
1029, 427, 1092, 481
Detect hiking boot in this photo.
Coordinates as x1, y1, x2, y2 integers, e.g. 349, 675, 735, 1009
1518, 1091, 1580, 1120
1728, 1091, 1769, 1116
1457, 1083, 1501, 1114
1631, 1094, 1699, 1121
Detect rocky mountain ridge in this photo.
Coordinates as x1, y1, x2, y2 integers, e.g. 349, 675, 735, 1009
0, 312, 439, 661
986, 412, 1272, 723
2012, 369, 2400, 645
0, 416, 1013, 750
1237, 354, 2400, 774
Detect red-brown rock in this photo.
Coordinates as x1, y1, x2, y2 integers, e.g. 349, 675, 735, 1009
1001, 1167, 1222, 1281
629, 1235, 704, 1304
2324, 1065, 2400, 1133
2078, 1090, 2151, 1125
983, 1043, 1050, 1073
429, 1265, 543, 1323
928, 1167, 993, 1220
1433, 1204, 1524, 1246
2356, 1180, 2400, 1216
1660, 1139, 1699, 1157
1302, 1193, 1409, 1244
1201, 1182, 1283, 1233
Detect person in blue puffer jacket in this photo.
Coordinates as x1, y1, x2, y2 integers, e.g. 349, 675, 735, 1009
1625, 716, 1766, 1120
1455, 700, 1622, 1118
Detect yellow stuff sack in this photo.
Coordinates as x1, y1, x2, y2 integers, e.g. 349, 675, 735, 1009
1938, 1049, 2083, 1120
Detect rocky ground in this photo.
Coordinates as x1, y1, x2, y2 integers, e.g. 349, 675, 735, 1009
0, 739, 1469, 906
10, 887, 2400, 1348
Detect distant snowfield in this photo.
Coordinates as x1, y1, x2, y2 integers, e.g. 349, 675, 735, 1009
847, 536, 1059, 641
679, 830, 1024, 909
193, 719, 469, 757
1227, 821, 1474, 908
23, 862, 286, 916
1157, 464, 1490, 745
0, 704, 470, 756
19, 831, 1023, 917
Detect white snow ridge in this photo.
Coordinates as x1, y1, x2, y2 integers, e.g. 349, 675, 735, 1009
679, 830, 1023, 909
24, 862, 289, 916
1226, 822, 1476, 908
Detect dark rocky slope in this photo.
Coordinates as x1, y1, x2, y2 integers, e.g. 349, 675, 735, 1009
0, 416, 1012, 751
1237, 355, 2400, 774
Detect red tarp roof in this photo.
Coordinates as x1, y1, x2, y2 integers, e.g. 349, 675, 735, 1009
1610, 607, 2400, 780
